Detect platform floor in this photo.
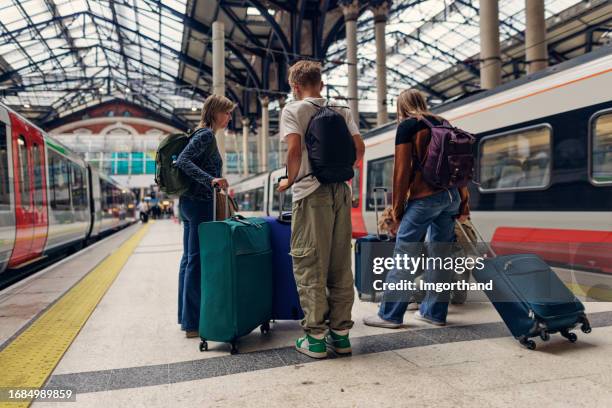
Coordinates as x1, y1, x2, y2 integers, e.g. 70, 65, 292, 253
1, 219, 611, 407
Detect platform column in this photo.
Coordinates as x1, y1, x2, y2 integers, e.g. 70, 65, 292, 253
370, 0, 390, 126
525, 0, 548, 74
340, 0, 360, 129
479, 0, 502, 89
241, 117, 249, 176
212, 20, 226, 172
260, 96, 269, 173
278, 95, 286, 166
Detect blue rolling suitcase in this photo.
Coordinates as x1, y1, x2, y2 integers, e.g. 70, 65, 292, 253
354, 187, 396, 301
457, 222, 592, 350
264, 190, 304, 320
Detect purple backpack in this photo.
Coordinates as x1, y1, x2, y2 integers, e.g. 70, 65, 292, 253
416, 117, 476, 188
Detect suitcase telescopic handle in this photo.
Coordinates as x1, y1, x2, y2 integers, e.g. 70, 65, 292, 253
277, 175, 288, 219
455, 220, 497, 258
212, 184, 231, 222
372, 186, 388, 241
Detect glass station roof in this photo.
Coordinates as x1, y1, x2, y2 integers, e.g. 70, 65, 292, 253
324, 0, 585, 111
0, 0, 192, 120
0, 0, 599, 126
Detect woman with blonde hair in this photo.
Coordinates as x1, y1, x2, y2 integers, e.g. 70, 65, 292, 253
364, 89, 470, 329
175, 94, 235, 338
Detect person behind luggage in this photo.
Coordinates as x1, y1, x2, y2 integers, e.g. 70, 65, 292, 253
364, 89, 470, 329
278, 59, 365, 358
137, 200, 149, 223
175, 94, 234, 338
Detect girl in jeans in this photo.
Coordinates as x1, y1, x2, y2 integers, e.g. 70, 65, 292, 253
175, 95, 234, 338
364, 89, 470, 328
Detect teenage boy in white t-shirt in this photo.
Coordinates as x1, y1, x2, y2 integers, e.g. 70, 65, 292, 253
278, 60, 365, 358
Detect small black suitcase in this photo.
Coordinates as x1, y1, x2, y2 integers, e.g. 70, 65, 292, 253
354, 187, 395, 301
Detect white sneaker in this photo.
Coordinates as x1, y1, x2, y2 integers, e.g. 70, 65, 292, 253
414, 311, 446, 326
363, 315, 401, 329
407, 302, 420, 311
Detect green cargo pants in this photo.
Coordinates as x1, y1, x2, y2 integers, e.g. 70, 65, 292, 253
290, 183, 355, 336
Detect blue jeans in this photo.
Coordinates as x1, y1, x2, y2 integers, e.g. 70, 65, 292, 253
178, 196, 213, 331
378, 189, 461, 324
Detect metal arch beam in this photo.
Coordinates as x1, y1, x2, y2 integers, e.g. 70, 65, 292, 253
0, 8, 259, 92
322, 0, 427, 57
44, 0, 88, 71
0, 11, 245, 87
246, 0, 291, 61
293, 0, 308, 57
389, 30, 480, 77
315, 0, 331, 59
12, 0, 68, 76
84, 12, 247, 85
143, 0, 263, 90
109, 1, 133, 86
219, 3, 267, 51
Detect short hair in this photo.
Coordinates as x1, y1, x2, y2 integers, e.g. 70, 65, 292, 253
288, 60, 322, 88
199, 94, 236, 129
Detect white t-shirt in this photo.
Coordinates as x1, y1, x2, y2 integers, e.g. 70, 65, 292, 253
280, 97, 360, 202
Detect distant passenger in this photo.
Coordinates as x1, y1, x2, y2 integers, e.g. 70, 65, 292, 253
175, 94, 234, 338
278, 60, 365, 358
137, 201, 149, 223
364, 89, 470, 329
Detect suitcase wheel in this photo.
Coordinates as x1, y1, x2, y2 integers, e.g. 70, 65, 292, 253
519, 337, 536, 350
561, 330, 577, 343
260, 321, 270, 334
580, 316, 592, 334
199, 340, 208, 352
539, 331, 550, 342
230, 342, 239, 355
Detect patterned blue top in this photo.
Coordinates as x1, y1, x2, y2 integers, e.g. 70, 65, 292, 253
175, 127, 222, 201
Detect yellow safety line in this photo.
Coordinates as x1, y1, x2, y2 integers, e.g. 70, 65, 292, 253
0, 224, 150, 407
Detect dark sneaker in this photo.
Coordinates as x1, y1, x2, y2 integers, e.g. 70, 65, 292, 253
296, 334, 327, 359
326, 330, 352, 355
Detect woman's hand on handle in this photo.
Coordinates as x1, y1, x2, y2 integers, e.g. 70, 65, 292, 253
212, 178, 228, 190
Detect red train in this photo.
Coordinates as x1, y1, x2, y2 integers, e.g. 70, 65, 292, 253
0, 103, 137, 275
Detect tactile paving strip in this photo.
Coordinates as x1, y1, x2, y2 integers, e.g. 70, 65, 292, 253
0, 224, 149, 407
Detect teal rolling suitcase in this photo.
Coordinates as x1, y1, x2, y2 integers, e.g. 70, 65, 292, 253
198, 193, 273, 354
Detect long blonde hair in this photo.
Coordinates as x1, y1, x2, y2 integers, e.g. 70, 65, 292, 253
198, 94, 236, 129
396, 89, 441, 122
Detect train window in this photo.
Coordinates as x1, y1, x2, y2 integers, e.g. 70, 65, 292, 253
17, 136, 31, 208
32, 144, 43, 209
479, 125, 552, 192
70, 163, 87, 210
49, 150, 71, 210
0, 125, 10, 209
366, 156, 393, 211
235, 187, 264, 212
590, 111, 612, 185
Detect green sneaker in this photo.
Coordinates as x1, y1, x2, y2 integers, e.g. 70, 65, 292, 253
295, 334, 327, 359
326, 330, 352, 355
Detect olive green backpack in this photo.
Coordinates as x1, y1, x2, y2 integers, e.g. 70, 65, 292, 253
155, 133, 191, 197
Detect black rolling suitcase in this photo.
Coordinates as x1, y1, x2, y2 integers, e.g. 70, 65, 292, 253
457, 222, 592, 350
354, 187, 396, 301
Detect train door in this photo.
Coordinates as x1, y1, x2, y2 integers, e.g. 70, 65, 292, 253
8, 113, 47, 267
31, 137, 48, 255
0, 108, 16, 274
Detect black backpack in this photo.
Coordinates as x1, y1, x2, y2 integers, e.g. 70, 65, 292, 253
304, 100, 356, 184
